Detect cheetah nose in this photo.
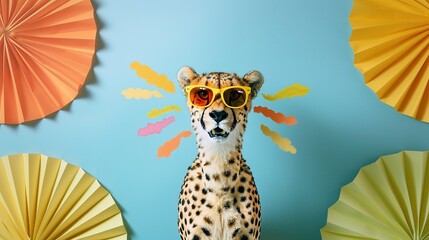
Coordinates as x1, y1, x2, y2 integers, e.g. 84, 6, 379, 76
209, 110, 228, 123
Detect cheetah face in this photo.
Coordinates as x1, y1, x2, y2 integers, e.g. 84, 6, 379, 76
177, 67, 264, 146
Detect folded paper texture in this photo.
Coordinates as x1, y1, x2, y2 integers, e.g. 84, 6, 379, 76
321, 150, 429, 239
0, 153, 127, 240
0, 0, 97, 124
350, 0, 429, 123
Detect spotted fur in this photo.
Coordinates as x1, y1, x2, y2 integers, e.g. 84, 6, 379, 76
177, 67, 263, 240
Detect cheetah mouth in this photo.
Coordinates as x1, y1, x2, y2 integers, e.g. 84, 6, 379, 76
208, 127, 229, 139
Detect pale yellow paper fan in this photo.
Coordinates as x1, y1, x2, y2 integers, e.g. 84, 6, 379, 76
321, 150, 429, 239
0, 153, 127, 240
350, 0, 429, 122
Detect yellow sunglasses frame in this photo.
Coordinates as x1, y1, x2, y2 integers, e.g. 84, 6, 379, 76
185, 85, 251, 109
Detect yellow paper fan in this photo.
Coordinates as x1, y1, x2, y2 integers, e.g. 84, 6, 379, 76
321, 150, 429, 239
350, 0, 429, 123
0, 153, 127, 240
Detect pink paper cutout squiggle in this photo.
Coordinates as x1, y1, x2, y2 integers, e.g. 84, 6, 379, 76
137, 116, 175, 136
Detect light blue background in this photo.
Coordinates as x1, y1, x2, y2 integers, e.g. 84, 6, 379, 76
1, 0, 429, 239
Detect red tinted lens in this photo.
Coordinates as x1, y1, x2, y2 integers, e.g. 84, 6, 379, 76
189, 87, 214, 107
223, 87, 247, 107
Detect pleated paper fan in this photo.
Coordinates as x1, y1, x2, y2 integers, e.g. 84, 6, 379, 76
321, 150, 429, 239
350, 0, 429, 123
0, 0, 97, 124
0, 153, 127, 240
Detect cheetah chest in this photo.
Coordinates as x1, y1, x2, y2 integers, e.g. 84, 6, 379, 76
178, 158, 261, 240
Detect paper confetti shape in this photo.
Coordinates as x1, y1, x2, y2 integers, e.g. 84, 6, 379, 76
130, 62, 176, 93
157, 131, 192, 158
254, 106, 297, 126
262, 83, 309, 101
260, 124, 296, 154
321, 150, 429, 239
121, 88, 164, 100
138, 116, 175, 136
147, 105, 182, 118
0, 0, 97, 124
0, 153, 127, 240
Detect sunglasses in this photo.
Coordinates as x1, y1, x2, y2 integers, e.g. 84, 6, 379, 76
185, 85, 251, 108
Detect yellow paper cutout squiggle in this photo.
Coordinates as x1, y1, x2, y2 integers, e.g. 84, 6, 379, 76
130, 62, 176, 93
260, 124, 296, 154
122, 88, 164, 100
262, 83, 309, 101
147, 105, 182, 118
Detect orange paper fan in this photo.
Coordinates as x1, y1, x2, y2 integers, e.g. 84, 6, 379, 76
0, 0, 97, 124
350, 0, 429, 123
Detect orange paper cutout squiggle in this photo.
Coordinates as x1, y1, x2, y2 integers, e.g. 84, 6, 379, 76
254, 106, 297, 126
157, 131, 192, 158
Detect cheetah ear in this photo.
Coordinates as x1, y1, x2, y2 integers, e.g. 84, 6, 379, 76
177, 66, 198, 96
243, 70, 264, 99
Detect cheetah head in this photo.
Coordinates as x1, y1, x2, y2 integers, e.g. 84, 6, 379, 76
177, 67, 263, 150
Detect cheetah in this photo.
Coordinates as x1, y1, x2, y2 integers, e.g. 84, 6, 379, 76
177, 66, 263, 240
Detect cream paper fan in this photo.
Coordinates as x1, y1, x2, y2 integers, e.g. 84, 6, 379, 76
350, 0, 429, 123
0, 153, 127, 240
321, 150, 429, 239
